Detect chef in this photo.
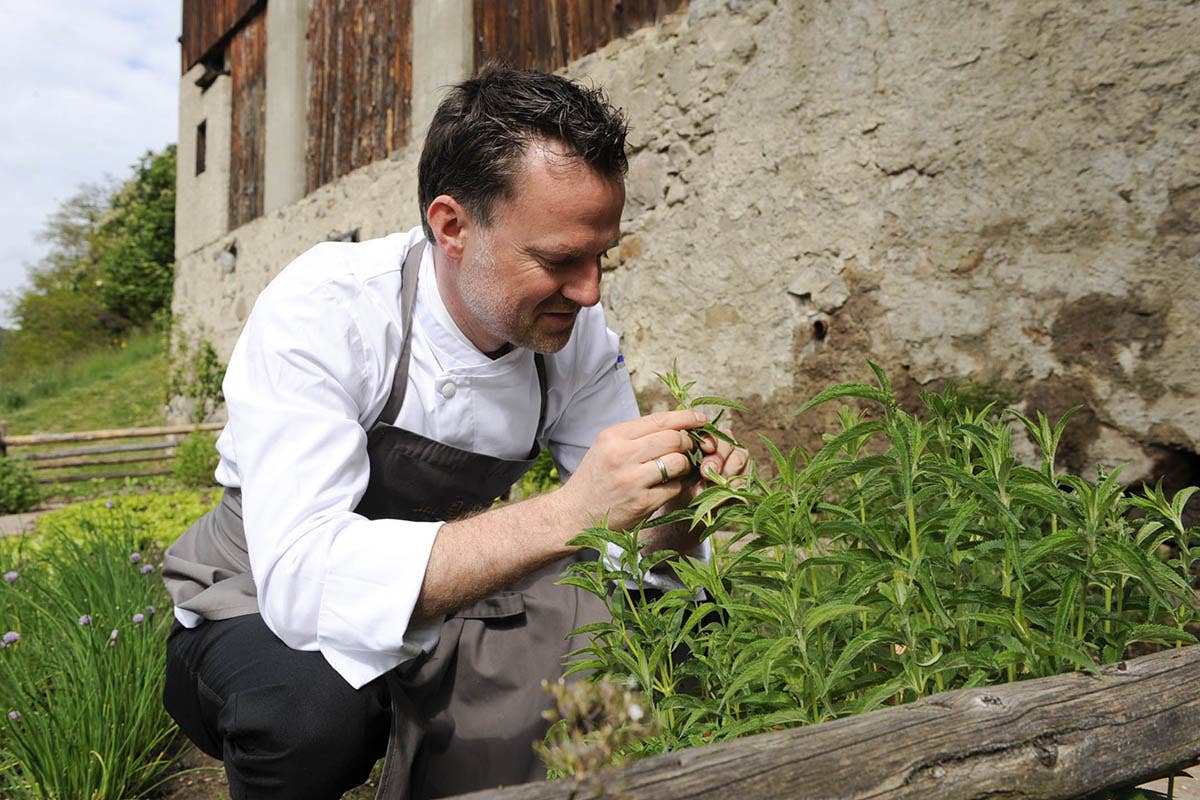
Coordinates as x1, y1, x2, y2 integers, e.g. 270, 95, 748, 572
162, 66, 746, 800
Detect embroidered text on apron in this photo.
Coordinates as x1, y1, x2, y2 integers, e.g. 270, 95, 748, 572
163, 241, 609, 799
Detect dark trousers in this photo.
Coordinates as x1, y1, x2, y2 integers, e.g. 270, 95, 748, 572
164, 561, 609, 799
164, 616, 391, 799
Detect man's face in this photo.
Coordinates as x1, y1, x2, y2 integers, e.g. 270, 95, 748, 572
452, 143, 625, 354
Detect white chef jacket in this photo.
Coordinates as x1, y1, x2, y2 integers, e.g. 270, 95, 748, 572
174, 227, 703, 689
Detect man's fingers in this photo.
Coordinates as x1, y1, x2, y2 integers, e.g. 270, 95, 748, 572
617, 409, 707, 439
722, 446, 749, 478
645, 452, 693, 487
633, 428, 695, 462
700, 445, 749, 482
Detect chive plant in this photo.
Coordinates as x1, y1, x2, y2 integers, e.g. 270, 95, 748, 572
0, 506, 177, 798
560, 365, 1200, 764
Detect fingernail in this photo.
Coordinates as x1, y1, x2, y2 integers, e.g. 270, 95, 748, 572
694, 411, 706, 424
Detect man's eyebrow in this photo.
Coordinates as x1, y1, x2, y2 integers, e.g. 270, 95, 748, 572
526, 239, 620, 261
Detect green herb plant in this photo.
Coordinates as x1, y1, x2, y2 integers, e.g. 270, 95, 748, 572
172, 429, 220, 488
656, 363, 746, 472
0, 506, 178, 798
0, 459, 42, 515
556, 364, 1200, 774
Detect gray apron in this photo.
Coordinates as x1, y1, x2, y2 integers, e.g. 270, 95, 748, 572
163, 241, 608, 799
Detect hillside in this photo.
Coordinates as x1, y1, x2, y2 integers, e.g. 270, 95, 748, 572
1, 331, 166, 436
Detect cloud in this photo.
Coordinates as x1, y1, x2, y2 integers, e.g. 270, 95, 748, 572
0, 2, 181, 327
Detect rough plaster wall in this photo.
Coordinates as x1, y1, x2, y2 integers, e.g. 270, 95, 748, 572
566, 0, 1200, 483
173, 0, 1200, 486
176, 65, 233, 260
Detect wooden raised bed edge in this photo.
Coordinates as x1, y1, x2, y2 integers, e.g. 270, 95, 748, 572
453, 646, 1200, 800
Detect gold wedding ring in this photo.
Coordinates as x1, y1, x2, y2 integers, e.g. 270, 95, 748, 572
654, 457, 669, 484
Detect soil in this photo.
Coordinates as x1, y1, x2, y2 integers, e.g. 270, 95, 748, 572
154, 741, 382, 800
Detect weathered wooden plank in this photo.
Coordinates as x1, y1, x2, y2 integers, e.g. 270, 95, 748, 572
32, 452, 176, 471
228, 10, 267, 230
10, 441, 176, 461
306, 0, 412, 194
181, 0, 262, 73
453, 647, 1200, 800
39, 468, 174, 485
2, 423, 222, 448
476, 0, 687, 73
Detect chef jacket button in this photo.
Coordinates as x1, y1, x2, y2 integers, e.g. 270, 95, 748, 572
440, 380, 457, 399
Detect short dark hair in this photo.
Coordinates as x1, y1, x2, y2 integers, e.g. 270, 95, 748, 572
418, 66, 628, 242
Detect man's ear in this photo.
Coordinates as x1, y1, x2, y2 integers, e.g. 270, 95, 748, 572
426, 195, 470, 261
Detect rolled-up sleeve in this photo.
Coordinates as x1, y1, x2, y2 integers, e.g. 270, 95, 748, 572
221, 258, 442, 689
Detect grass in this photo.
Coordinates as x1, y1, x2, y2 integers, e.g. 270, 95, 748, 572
0, 330, 167, 435
0, 330, 219, 506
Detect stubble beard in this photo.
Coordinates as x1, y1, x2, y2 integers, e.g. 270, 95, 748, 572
461, 234, 577, 354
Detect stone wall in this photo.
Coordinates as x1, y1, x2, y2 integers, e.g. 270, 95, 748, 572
172, 0, 1200, 485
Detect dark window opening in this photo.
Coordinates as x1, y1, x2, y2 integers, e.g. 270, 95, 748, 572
196, 120, 207, 175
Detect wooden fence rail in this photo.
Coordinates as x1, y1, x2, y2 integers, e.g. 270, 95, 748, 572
1, 421, 224, 485
455, 646, 1200, 800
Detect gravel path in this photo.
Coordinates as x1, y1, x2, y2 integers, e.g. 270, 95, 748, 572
0, 511, 42, 538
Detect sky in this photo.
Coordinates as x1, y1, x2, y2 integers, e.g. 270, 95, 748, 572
0, 2, 182, 328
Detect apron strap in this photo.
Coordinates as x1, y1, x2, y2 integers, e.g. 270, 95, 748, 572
377, 240, 425, 427
376, 239, 551, 454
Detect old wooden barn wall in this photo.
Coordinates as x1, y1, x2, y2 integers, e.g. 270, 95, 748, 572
180, 0, 262, 71
306, 0, 414, 194
182, 0, 686, 232
473, 0, 687, 72
228, 11, 268, 230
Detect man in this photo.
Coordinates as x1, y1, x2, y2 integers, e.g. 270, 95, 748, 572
163, 67, 745, 799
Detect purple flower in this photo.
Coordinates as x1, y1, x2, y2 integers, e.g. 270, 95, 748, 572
129, 552, 142, 564
2, 631, 19, 646
3, 571, 17, 583
140, 564, 153, 575
7, 710, 19, 722
132, 613, 145, 625
145, 605, 157, 616
105, 499, 114, 509
79, 614, 92, 626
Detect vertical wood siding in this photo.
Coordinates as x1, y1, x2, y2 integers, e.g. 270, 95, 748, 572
473, 0, 687, 73
181, 0, 262, 73
228, 12, 267, 230
306, 0, 413, 194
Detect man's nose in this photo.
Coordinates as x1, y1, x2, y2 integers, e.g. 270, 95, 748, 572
561, 259, 601, 308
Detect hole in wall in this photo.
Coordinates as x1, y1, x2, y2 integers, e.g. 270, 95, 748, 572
195, 120, 207, 175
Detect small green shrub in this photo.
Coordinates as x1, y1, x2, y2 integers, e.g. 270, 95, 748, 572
172, 430, 220, 488
511, 450, 562, 501
167, 334, 225, 423
0, 459, 41, 514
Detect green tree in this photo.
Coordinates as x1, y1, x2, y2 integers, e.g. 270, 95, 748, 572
0, 146, 176, 381
92, 146, 177, 327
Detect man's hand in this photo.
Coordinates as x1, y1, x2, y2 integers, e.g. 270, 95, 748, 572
693, 432, 750, 496
552, 409, 708, 533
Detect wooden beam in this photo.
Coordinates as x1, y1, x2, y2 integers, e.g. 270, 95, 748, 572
2, 422, 222, 448
33, 452, 176, 471
36, 468, 175, 485
12, 440, 177, 462
454, 646, 1200, 800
